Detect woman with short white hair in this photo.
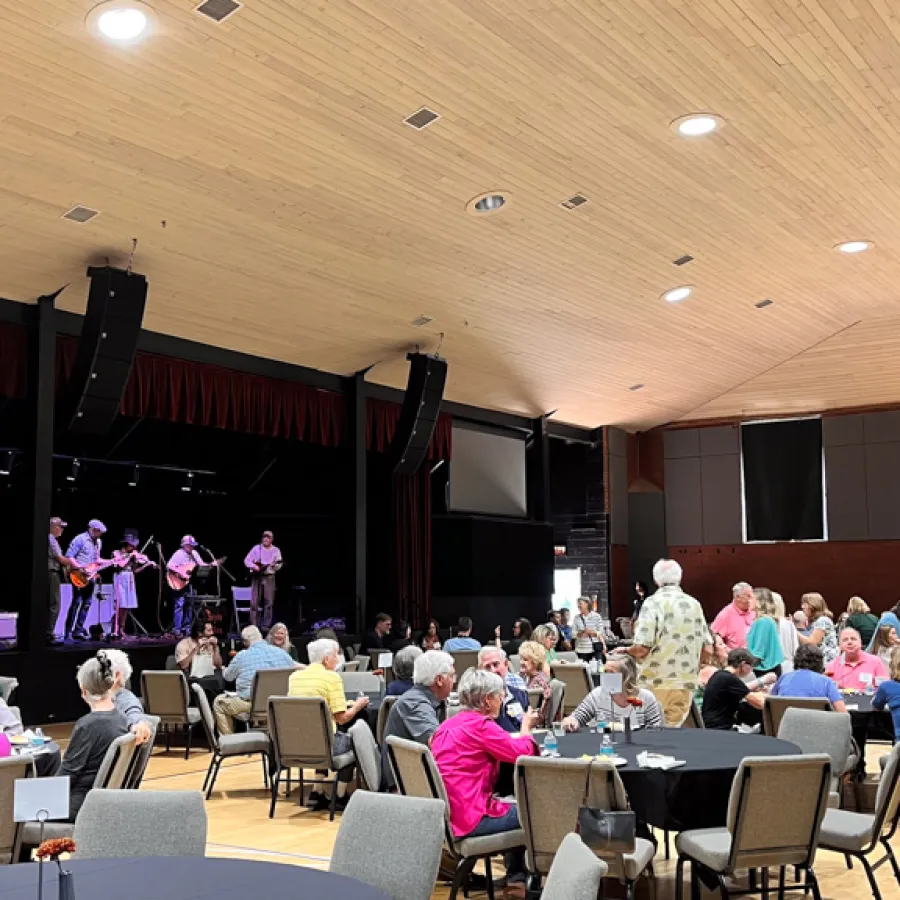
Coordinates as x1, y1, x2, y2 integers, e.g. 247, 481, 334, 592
388, 645, 423, 696
103, 648, 152, 745
431, 668, 539, 890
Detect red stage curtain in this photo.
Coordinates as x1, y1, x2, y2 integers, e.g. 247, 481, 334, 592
366, 396, 452, 459
394, 467, 432, 628
0, 323, 28, 399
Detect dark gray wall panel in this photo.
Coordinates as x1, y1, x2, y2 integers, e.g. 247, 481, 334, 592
825, 444, 868, 540
664, 429, 701, 459
700, 425, 740, 457
664, 456, 703, 545
864, 411, 900, 444
866, 442, 900, 538
628, 492, 667, 587
701, 453, 743, 544
823, 414, 864, 448
607, 426, 628, 459
609, 452, 629, 544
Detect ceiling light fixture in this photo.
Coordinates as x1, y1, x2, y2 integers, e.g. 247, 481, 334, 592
836, 240, 871, 254
466, 192, 510, 216
128, 464, 140, 488
662, 286, 692, 304
672, 114, 721, 137
182, 471, 194, 492
67, 459, 81, 483
87, 1, 155, 44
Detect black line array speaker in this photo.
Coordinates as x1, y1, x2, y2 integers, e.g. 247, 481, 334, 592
61, 266, 148, 434
388, 352, 448, 475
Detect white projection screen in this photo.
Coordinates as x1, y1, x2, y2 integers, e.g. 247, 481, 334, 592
448, 424, 528, 517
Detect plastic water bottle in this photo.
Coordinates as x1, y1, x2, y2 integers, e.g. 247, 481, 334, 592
543, 731, 558, 757
31, 728, 43, 748
600, 731, 615, 758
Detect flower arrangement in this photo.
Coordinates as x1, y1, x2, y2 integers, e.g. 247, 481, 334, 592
36, 838, 75, 864
625, 696, 643, 707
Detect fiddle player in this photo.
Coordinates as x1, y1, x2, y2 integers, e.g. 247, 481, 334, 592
111, 530, 156, 640
244, 531, 283, 631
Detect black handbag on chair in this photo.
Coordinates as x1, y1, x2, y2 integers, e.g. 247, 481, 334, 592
576, 763, 637, 854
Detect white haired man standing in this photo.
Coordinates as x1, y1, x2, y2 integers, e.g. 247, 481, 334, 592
620, 558, 712, 727
213, 625, 295, 734
711, 581, 756, 650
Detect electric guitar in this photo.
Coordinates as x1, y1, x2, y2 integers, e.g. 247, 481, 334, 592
167, 556, 226, 591
69, 559, 115, 589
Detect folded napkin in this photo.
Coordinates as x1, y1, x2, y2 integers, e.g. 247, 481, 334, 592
636, 751, 685, 770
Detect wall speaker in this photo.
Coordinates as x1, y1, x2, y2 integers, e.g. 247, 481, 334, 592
388, 352, 448, 475
61, 266, 148, 434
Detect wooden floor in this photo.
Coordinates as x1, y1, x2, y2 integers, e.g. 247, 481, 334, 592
39, 722, 900, 899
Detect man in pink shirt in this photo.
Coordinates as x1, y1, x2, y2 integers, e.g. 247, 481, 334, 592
826, 628, 888, 691
711, 582, 757, 650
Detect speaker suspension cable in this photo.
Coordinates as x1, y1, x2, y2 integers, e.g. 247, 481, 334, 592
126, 238, 138, 275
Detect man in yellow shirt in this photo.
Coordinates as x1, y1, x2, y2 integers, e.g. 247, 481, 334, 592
288, 638, 369, 810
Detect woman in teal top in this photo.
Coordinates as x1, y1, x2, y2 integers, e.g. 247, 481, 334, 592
747, 588, 785, 677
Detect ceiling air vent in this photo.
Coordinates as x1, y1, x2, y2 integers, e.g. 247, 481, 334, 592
755, 298, 774, 309
628, 383, 645, 392
195, 0, 242, 23
410, 315, 434, 327
61, 206, 100, 224
673, 254, 694, 266
404, 108, 440, 130
560, 194, 589, 210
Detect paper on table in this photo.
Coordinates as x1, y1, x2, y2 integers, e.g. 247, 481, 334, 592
636, 751, 685, 771
14, 776, 70, 822
378, 652, 393, 669
845, 704, 859, 711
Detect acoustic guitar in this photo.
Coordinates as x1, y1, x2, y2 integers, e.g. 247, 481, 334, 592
69, 559, 115, 589
166, 557, 226, 591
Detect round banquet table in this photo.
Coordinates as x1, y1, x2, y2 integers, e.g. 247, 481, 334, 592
557, 728, 800, 831
12, 741, 62, 778
0, 857, 390, 900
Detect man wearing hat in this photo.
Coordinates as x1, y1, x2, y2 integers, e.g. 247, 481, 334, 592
47, 517, 76, 645
243, 531, 283, 631
701, 647, 776, 730
65, 519, 110, 641
166, 535, 207, 636
110, 530, 155, 639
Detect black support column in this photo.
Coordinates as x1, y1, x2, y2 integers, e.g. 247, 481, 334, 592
24, 294, 57, 651
347, 372, 367, 637
527, 414, 551, 522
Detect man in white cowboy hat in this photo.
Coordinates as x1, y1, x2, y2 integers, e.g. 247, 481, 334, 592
65, 519, 110, 641
166, 535, 207, 637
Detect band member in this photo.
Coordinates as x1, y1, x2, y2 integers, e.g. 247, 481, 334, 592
111, 530, 156, 639
167, 535, 208, 637
48, 517, 76, 646
244, 531, 283, 631
65, 519, 109, 641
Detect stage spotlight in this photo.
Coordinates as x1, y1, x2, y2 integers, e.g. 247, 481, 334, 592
128, 464, 140, 487
67, 459, 81, 482
182, 471, 194, 492
0, 451, 12, 475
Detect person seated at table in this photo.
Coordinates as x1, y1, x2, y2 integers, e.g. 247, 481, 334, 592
771, 645, 847, 710
104, 649, 152, 746
563, 654, 662, 731
266, 622, 299, 661
825, 627, 888, 691
177, 618, 227, 704
701, 649, 773, 731
747, 588, 784, 678
559, 608, 573, 646
214, 625, 297, 735
444, 617, 481, 652
531, 624, 559, 670
289, 638, 368, 811
0, 696, 22, 736
870, 625, 900, 668
361, 612, 393, 655
387, 645, 422, 696
843, 596, 880, 648
59, 652, 129, 820
518, 640, 552, 726
867, 602, 900, 652
381, 650, 455, 788
873, 647, 900, 742
420, 618, 442, 651
695, 634, 728, 709
494, 618, 532, 657
389, 619, 413, 653
431, 668, 539, 893
477, 647, 529, 732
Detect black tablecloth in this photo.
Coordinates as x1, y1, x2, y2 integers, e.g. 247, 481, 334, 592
12, 741, 61, 778
0, 857, 389, 900
557, 728, 799, 831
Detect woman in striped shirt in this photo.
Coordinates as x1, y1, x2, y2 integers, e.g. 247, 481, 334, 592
573, 597, 606, 662
562, 655, 663, 731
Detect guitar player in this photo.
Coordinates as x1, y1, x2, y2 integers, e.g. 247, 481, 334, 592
64, 519, 110, 641
47, 516, 76, 646
167, 535, 215, 636
243, 530, 283, 630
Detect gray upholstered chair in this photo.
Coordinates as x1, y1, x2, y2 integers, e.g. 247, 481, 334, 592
548, 679, 566, 724
376, 695, 398, 746
267, 696, 355, 820
509, 654, 521, 674
675, 754, 832, 900
330, 791, 444, 900
356, 655, 370, 671
123, 714, 160, 789
515, 756, 655, 899
348, 719, 381, 792
387, 735, 526, 900
236, 667, 294, 730
0, 757, 32, 864
556, 651, 580, 663
778, 708, 853, 807
0, 677, 19, 704
140, 670, 201, 758
192, 684, 271, 799
341, 672, 385, 700
550, 663, 592, 715
447, 650, 479, 682
681, 698, 705, 729
342, 659, 360, 672
542, 833, 609, 900
762, 696, 832, 737
817, 741, 900, 899
74, 789, 207, 858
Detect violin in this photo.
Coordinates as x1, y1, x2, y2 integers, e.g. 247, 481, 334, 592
114, 549, 158, 570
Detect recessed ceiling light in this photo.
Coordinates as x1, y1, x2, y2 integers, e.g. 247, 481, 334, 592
836, 240, 871, 254
466, 192, 510, 216
87, 2, 155, 44
662, 286, 692, 304
672, 114, 721, 137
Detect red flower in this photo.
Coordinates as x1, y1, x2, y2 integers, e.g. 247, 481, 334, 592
36, 838, 75, 860
625, 697, 643, 707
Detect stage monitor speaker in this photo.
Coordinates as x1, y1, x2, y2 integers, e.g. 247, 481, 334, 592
388, 352, 448, 475
62, 266, 148, 434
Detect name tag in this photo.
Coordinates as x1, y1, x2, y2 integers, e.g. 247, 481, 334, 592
506, 702, 524, 719
859, 673, 873, 685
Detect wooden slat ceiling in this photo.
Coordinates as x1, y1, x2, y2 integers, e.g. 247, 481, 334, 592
3, 0, 900, 430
